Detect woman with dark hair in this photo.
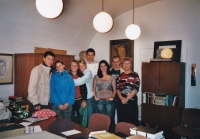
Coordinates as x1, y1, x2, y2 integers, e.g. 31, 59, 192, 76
93, 60, 116, 119
50, 60, 75, 119
68, 60, 87, 126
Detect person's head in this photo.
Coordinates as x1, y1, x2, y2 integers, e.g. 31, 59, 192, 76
97, 60, 111, 78
43, 51, 55, 67
122, 57, 133, 71
54, 60, 65, 73
86, 48, 95, 62
69, 59, 79, 75
78, 59, 87, 72
68, 60, 84, 77
79, 51, 86, 60
112, 56, 121, 69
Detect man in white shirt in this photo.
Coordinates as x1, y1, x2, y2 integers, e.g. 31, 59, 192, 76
85, 48, 98, 77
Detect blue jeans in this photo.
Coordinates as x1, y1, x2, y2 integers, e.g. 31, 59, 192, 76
96, 100, 114, 118
87, 97, 95, 121
51, 105, 72, 120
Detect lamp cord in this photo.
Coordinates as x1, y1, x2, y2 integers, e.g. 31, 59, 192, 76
133, 0, 134, 23
102, 0, 104, 11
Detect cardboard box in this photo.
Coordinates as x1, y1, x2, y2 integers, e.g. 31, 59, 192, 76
34, 47, 67, 55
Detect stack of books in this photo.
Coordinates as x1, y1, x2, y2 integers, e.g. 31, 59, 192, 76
154, 94, 166, 106
9, 96, 23, 103
130, 126, 164, 139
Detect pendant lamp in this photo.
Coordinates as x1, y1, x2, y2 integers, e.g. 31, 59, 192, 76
36, 0, 63, 19
93, 0, 113, 33
125, 0, 141, 40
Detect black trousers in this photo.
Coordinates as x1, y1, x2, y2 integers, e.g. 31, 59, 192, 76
118, 98, 139, 126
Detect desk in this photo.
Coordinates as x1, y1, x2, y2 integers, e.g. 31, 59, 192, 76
12, 116, 92, 139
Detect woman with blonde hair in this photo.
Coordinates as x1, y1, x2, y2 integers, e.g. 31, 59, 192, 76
116, 57, 140, 126
68, 60, 87, 125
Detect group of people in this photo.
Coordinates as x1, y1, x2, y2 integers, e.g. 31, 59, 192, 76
27, 48, 140, 129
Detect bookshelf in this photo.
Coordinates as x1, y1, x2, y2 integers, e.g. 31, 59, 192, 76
141, 62, 185, 139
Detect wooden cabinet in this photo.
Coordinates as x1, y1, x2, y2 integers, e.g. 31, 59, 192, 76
14, 53, 74, 101
141, 62, 185, 139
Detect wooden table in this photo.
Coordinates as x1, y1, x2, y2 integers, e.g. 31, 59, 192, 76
12, 116, 92, 139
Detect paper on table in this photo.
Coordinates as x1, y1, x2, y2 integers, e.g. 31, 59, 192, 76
25, 125, 42, 134
20, 122, 32, 127
61, 129, 81, 136
24, 117, 49, 123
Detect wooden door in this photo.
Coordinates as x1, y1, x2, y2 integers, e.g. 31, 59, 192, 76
142, 62, 159, 93
141, 103, 160, 128
159, 63, 180, 95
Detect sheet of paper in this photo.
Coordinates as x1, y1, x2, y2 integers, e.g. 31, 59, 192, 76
34, 125, 42, 133
25, 125, 42, 134
61, 129, 81, 136
20, 122, 32, 127
24, 117, 48, 123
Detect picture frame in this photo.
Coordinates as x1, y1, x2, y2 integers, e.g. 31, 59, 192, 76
0, 53, 13, 84
153, 40, 182, 62
110, 39, 134, 70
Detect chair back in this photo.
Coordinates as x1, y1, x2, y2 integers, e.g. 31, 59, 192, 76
115, 122, 136, 136
182, 108, 200, 128
88, 113, 111, 131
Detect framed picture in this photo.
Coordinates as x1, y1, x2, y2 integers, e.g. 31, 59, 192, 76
0, 54, 13, 84
153, 40, 182, 62
110, 39, 134, 70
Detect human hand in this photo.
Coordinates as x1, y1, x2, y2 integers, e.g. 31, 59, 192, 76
121, 97, 128, 104
81, 101, 87, 108
94, 96, 100, 101
107, 97, 114, 101
63, 103, 69, 109
34, 106, 41, 111
58, 105, 64, 110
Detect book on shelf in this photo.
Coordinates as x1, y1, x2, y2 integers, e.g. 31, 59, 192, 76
143, 92, 155, 104
172, 96, 179, 106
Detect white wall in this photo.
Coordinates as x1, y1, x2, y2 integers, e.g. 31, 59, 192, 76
90, 0, 200, 108
0, 0, 88, 100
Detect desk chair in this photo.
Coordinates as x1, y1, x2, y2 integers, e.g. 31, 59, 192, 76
115, 122, 136, 136
88, 113, 111, 131
172, 108, 200, 138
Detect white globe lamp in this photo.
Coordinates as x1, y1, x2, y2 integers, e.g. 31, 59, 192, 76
125, 24, 141, 40
93, 11, 113, 33
36, 0, 63, 19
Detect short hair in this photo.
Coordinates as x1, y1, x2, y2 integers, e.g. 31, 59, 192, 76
54, 60, 64, 67
122, 57, 133, 67
97, 60, 112, 78
112, 56, 120, 61
43, 51, 55, 58
68, 60, 84, 77
86, 48, 95, 55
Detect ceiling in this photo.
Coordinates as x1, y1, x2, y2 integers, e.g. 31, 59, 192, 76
58, 0, 160, 49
